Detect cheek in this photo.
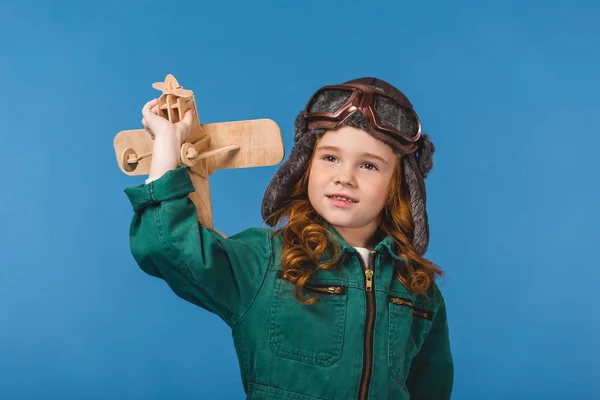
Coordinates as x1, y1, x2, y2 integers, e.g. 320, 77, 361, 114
307, 167, 322, 200
308, 163, 328, 187
307, 175, 316, 200
362, 176, 392, 205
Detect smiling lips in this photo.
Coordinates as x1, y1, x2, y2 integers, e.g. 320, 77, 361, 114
326, 193, 359, 205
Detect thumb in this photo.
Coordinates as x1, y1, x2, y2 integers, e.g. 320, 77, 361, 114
181, 108, 195, 128
176, 108, 195, 139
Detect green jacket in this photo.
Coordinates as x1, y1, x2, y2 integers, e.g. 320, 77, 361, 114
124, 166, 454, 400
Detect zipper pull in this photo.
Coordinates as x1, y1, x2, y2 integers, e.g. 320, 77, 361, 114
365, 269, 373, 292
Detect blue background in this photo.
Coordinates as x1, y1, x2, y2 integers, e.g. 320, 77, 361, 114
1, 0, 598, 398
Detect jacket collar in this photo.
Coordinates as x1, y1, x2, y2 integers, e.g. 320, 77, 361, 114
324, 224, 404, 262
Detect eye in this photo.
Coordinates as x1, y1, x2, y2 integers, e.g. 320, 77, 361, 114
362, 163, 379, 171
322, 155, 338, 162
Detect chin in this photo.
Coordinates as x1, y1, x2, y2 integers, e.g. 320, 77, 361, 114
318, 212, 361, 229
324, 217, 353, 228
312, 199, 369, 228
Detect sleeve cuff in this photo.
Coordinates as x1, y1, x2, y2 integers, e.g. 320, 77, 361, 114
124, 166, 195, 212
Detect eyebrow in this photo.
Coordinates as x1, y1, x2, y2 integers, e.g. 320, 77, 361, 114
315, 145, 390, 165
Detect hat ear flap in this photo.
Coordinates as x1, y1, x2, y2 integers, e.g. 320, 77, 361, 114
294, 110, 309, 142
416, 133, 435, 178
261, 129, 319, 225
402, 156, 429, 255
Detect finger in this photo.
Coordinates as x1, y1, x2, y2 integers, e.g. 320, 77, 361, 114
141, 99, 158, 117
141, 118, 154, 137
142, 99, 157, 111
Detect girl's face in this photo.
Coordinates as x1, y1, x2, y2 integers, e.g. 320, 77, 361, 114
308, 126, 398, 245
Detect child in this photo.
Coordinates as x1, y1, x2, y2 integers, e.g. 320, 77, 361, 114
125, 77, 454, 399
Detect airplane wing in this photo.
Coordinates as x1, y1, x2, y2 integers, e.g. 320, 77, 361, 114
114, 119, 284, 176
201, 119, 284, 175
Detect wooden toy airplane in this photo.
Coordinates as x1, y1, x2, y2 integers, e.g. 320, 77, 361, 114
114, 74, 284, 234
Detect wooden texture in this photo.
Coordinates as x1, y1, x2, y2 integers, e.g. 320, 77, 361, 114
114, 74, 284, 233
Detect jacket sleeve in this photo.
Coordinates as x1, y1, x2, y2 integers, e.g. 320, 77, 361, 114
123, 166, 272, 327
405, 295, 454, 400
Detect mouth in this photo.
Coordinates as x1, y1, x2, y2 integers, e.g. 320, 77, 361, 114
326, 194, 359, 204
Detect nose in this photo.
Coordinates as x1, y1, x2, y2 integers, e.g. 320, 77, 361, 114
334, 164, 356, 187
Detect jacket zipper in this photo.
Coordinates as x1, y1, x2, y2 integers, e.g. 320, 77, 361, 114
358, 250, 376, 400
305, 284, 344, 295
390, 297, 433, 321
276, 271, 346, 295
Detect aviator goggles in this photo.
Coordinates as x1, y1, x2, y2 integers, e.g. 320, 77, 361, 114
303, 82, 422, 154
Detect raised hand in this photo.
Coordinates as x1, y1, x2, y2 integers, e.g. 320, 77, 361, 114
141, 98, 194, 144
141, 99, 195, 182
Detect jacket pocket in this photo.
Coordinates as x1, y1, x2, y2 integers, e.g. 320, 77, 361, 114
247, 381, 328, 400
388, 296, 433, 384
268, 272, 348, 366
